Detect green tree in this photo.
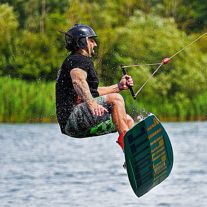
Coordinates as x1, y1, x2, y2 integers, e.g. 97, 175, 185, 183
152, 0, 207, 33
102, 11, 207, 109
0, 3, 18, 76
1, 0, 69, 29
13, 29, 66, 80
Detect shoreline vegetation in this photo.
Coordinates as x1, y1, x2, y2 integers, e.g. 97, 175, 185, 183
1, 77, 206, 123
1, 2, 207, 123
0, 77, 56, 123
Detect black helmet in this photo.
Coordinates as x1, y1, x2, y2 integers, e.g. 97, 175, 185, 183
64, 24, 97, 51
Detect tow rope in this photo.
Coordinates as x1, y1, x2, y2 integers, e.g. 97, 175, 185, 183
121, 31, 207, 99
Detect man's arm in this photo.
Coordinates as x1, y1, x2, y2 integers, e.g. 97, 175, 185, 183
70, 68, 107, 116
98, 75, 134, 96
70, 68, 94, 103
98, 84, 120, 96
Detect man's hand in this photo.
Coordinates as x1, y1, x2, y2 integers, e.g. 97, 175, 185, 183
118, 75, 134, 91
70, 68, 108, 116
87, 100, 108, 116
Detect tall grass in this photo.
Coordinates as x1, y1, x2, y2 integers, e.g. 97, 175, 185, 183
0, 77, 206, 123
0, 77, 56, 122
124, 93, 207, 122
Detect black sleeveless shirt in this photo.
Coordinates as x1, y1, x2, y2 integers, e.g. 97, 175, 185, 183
56, 53, 99, 133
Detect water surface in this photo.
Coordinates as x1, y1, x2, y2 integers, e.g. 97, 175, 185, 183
0, 122, 206, 207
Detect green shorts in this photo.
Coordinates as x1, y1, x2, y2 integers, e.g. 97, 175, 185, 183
64, 96, 116, 138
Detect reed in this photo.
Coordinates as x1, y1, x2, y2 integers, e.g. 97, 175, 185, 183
0, 77, 206, 123
0, 77, 56, 122
124, 93, 207, 122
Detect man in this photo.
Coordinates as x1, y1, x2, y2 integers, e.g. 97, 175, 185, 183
56, 24, 134, 150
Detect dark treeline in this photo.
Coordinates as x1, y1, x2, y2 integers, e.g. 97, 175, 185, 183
0, 0, 207, 122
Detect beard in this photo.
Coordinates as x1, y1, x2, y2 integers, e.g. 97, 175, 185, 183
88, 45, 97, 57
91, 48, 96, 57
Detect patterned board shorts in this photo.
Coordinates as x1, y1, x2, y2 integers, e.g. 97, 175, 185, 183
64, 96, 116, 138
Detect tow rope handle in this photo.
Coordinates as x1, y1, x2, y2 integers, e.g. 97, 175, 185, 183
121, 65, 136, 99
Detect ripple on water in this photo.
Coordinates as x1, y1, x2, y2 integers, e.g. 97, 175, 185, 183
0, 122, 207, 207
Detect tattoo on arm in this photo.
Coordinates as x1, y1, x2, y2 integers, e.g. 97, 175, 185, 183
70, 68, 94, 103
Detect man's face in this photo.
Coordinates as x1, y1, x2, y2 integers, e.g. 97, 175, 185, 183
87, 37, 97, 57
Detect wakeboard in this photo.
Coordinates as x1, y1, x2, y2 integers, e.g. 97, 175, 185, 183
124, 114, 173, 197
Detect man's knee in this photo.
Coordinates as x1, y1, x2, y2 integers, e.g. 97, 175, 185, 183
105, 93, 125, 105
126, 114, 134, 127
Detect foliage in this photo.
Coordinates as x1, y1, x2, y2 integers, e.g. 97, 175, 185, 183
1, 76, 206, 122
0, 3, 18, 76
103, 11, 207, 99
157, 0, 207, 32
0, 77, 56, 122
0, 1, 207, 122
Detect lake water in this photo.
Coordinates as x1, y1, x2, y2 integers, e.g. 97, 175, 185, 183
0, 121, 206, 207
